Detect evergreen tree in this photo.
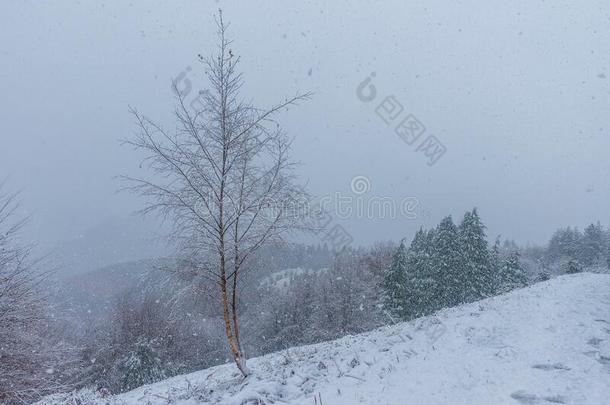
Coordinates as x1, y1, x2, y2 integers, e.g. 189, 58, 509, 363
458, 208, 494, 301
382, 241, 409, 320
489, 236, 502, 288
607, 239, 610, 270
119, 338, 167, 391
534, 271, 551, 282
498, 251, 528, 292
547, 227, 583, 263
431, 216, 464, 309
565, 259, 582, 274
402, 228, 436, 319
581, 222, 605, 266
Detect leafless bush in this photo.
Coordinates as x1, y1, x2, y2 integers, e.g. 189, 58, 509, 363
82, 273, 225, 394
0, 186, 80, 403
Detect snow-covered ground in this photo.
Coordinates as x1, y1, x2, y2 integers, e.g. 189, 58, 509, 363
258, 267, 328, 290
40, 273, 610, 405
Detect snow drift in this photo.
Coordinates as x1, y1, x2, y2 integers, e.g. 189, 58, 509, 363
40, 273, 610, 405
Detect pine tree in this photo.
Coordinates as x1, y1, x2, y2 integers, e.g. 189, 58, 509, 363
402, 228, 436, 319
547, 227, 583, 263
489, 236, 502, 288
431, 216, 464, 309
382, 241, 409, 320
119, 338, 167, 391
581, 222, 605, 267
607, 239, 610, 270
534, 271, 551, 282
498, 251, 528, 292
459, 208, 494, 302
565, 259, 582, 274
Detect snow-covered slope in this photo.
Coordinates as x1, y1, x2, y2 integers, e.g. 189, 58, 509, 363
42, 273, 610, 405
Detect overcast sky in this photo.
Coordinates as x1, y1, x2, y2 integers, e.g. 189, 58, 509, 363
1, 0, 609, 271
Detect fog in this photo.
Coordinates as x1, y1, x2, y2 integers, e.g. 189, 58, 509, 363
1, 0, 609, 275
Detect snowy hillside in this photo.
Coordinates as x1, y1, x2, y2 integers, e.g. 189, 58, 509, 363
41, 273, 610, 405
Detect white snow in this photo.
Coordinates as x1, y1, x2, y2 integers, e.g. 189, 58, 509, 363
40, 273, 610, 405
258, 267, 328, 290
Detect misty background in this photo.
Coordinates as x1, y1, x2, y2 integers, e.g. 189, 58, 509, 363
1, 0, 609, 277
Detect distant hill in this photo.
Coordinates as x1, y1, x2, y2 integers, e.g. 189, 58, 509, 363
49, 215, 171, 278
56, 258, 175, 322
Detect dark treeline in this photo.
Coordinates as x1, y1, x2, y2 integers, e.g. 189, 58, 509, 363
543, 223, 609, 271
382, 209, 527, 321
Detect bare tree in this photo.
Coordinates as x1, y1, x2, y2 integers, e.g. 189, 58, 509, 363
0, 186, 82, 403
0, 188, 42, 402
122, 12, 310, 376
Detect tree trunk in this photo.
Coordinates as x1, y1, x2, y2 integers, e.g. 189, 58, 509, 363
231, 272, 241, 350
220, 265, 249, 376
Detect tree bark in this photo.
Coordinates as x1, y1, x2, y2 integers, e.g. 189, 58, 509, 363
220, 257, 249, 376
